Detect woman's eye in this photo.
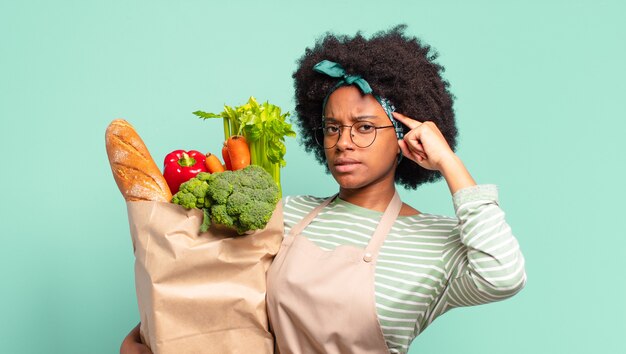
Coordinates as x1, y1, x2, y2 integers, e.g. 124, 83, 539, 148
324, 126, 340, 135
357, 124, 375, 133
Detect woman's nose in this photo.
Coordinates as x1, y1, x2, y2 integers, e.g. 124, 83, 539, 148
335, 126, 354, 150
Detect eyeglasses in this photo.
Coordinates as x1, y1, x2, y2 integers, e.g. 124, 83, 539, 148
314, 121, 395, 149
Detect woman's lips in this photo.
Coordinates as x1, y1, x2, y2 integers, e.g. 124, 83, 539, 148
333, 158, 361, 173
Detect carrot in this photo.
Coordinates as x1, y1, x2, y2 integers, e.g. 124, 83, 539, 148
222, 142, 232, 170
226, 135, 251, 171
205, 152, 225, 173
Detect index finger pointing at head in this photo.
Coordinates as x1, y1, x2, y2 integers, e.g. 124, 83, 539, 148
392, 112, 422, 130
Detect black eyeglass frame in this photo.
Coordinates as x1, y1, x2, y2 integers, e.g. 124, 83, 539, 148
314, 121, 395, 149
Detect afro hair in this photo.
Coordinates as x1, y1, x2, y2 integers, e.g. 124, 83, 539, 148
292, 24, 458, 189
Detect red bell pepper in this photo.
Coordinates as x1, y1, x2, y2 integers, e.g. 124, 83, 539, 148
163, 150, 208, 194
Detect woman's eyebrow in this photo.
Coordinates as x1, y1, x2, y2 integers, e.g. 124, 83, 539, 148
355, 115, 379, 120
324, 115, 380, 122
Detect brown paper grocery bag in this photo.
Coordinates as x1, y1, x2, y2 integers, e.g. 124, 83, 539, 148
126, 201, 283, 354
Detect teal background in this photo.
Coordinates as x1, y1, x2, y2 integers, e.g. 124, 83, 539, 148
1, 0, 624, 353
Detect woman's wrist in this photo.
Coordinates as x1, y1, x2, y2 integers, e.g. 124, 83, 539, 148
439, 155, 476, 195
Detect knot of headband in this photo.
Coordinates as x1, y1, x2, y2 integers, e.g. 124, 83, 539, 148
313, 60, 373, 94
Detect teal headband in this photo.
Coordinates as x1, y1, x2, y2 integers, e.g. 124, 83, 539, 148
313, 59, 404, 140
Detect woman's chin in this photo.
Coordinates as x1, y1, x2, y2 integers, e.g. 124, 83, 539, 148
333, 174, 366, 190
331, 167, 396, 192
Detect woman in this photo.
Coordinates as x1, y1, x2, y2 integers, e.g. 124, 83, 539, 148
121, 25, 526, 354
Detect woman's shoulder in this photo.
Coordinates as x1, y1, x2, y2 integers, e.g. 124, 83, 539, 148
282, 194, 327, 206
281, 195, 330, 232
392, 203, 460, 239
394, 210, 459, 232
281, 194, 330, 214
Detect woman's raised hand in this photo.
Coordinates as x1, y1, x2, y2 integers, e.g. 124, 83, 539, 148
393, 112, 457, 171
393, 112, 476, 194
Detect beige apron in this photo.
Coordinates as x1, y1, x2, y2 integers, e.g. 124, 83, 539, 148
266, 192, 402, 354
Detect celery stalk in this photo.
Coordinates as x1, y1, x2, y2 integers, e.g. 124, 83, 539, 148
196, 97, 296, 197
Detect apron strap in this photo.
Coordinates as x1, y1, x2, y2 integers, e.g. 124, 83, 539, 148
287, 194, 337, 237
363, 191, 402, 262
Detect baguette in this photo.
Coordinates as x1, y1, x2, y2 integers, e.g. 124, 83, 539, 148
105, 119, 172, 202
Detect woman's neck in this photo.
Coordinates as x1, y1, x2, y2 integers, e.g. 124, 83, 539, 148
338, 176, 396, 213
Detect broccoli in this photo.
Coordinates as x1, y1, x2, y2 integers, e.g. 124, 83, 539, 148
237, 201, 276, 233
210, 204, 235, 227
170, 178, 212, 209
171, 165, 279, 234
226, 191, 252, 216
206, 171, 234, 204
196, 172, 214, 182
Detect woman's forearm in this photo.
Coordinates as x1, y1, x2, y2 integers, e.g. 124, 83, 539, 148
440, 155, 476, 195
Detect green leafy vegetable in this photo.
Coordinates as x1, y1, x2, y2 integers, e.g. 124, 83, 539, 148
194, 97, 296, 196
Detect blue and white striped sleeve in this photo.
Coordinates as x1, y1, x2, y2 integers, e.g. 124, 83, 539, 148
440, 184, 527, 309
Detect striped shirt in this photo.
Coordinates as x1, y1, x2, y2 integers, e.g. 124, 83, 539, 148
282, 184, 526, 354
